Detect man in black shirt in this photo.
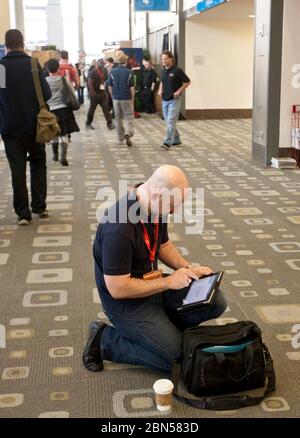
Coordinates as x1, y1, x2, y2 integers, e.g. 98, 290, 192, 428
83, 166, 227, 374
141, 58, 158, 113
158, 51, 191, 150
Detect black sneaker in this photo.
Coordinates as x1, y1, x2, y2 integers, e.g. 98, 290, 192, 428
161, 143, 171, 151
124, 134, 133, 147
107, 122, 115, 130
18, 217, 32, 226
82, 321, 107, 372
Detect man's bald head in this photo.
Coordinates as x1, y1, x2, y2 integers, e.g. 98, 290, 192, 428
137, 166, 190, 218
148, 165, 189, 192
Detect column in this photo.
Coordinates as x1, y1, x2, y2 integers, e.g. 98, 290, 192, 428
279, 0, 300, 163
252, 0, 284, 166
46, 0, 64, 50
78, 0, 84, 52
0, 0, 11, 41
14, 0, 25, 35
175, 0, 186, 117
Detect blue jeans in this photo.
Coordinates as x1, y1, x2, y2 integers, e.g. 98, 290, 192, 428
100, 287, 227, 374
162, 97, 182, 146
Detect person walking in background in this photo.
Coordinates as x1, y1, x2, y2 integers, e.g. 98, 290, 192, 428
59, 50, 80, 90
46, 59, 80, 167
0, 29, 51, 225
75, 62, 86, 105
141, 57, 158, 114
86, 59, 114, 131
108, 51, 135, 147
88, 59, 97, 74
158, 51, 191, 150
105, 57, 117, 116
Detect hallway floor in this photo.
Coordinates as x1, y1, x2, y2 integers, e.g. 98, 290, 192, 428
0, 107, 300, 418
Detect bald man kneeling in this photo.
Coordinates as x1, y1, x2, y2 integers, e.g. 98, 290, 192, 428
83, 166, 227, 374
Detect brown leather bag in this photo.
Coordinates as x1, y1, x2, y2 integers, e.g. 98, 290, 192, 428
31, 58, 60, 144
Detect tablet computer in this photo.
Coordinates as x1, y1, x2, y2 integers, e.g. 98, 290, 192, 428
177, 272, 224, 313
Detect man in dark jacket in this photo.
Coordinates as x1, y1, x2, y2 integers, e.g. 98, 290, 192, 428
141, 58, 158, 113
86, 59, 114, 131
0, 29, 51, 225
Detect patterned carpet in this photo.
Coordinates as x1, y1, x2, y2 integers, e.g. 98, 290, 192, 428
0, 106, 300, 418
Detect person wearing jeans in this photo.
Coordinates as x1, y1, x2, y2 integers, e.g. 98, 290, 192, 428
108, 51, 135, 147
83, 166, 227, 374
162, 97, 182, 149
113, 100, 134, 145
158, 51, 191, 150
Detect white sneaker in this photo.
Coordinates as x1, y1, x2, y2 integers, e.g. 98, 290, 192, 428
18, 218, 31, 226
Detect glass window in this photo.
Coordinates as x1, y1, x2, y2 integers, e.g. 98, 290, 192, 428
23, 0, 130, 61
24, 0, 48, 46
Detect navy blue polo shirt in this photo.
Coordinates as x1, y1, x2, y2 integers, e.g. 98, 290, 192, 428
93, 191, 169, 314
160, 65, 190, 102
0, 51, 51, 135
108, 65, 134, 100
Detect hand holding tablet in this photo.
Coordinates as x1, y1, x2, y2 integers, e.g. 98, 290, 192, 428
177, 272, 224, 313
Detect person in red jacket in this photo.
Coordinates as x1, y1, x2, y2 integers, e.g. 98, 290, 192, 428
59, 50, 79, 90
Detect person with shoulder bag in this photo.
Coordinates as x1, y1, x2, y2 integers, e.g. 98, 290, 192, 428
0, 29, 52, 225
46, 59, 80, 166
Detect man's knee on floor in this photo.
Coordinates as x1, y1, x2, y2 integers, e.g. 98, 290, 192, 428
160, 337, 182, 363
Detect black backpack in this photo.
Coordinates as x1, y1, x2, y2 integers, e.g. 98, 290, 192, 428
172, 321, 276, 411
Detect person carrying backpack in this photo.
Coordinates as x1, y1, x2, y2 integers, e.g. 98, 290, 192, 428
59, 50, 80, 90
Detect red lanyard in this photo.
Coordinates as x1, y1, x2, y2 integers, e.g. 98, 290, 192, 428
141, 220, 159, 271
96, 66, 105, 82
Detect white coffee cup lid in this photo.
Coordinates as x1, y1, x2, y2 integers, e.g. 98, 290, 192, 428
153, 379, 174, 395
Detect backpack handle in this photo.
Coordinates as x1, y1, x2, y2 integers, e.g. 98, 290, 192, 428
214, 344, 254, 382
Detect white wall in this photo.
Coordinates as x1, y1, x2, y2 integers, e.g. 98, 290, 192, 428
185, 18, 254, 110
279, 0, 300, 148
148, 12, 174, 31
132, 12, 147, 40
0, 0, 11, 41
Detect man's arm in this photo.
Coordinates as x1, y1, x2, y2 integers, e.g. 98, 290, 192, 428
151, 70, 158, 92
38, 62, 52, 102
88, 77, 97, 97
159, 241, 190, 270
159, 240, 214, 279
105, 268, 198, 300
158, 81, 163, 97
72, 66, 80, 90
130, 86, 136, 102
174, 81, 191, 99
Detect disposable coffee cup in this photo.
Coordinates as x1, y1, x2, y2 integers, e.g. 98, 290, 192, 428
153, 379, 174, 412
